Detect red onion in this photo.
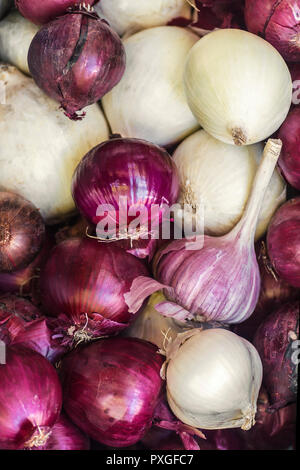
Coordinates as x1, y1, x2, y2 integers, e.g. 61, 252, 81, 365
28, 10, 126, 120
0, 295, 68, 363
30, 414, 90, 450
253, 302, 299, 410
16, 0, 96, 24
234, 241, 300, 341
240, 388, 297, 450
60, 337, 164, 447
40, 238, 149, 344
0, 345, 62, 450
72, 137, 180, 246
245, 0, 300, 62
0, 234, 54, 298
191, 0, 245, 32
0, 191, 45, 273
125, 140, 282, 324
278, 107, 300, 190
267, 198, 300, 288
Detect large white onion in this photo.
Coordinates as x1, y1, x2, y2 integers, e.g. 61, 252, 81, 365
0, 65, 109, 223
95, 0, 191, 36
102, 26, 199, 147
165, 328, 263, 430
0, 0, 11, 20
173, 129, 286, 239
184, 29, 292, 146
0, 10, 39, 75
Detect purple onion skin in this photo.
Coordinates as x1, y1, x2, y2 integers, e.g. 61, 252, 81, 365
0, 346, 62, 450
152, 236, 260, 324
61, 337, 164, 448
245, 0, 300, 62
16, 0, 96, 25
267, 198, 300, 288
253, 302, 299, 410
278, 107, 300, 190
72, 138, 180, 230
40, 238, 149, 333
240, 388, 297, 450
28, 12, 126, 119
0, 191, 45, 273
30, 414, 90, 450
192, 0, 245, 30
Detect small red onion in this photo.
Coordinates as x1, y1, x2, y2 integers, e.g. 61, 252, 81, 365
40, 238, 149, 344
28, 10, 126, 120
245, 0, 300, 62
234, 241, 300, 341
267, 198, 300, 288
0, 295, 68, 363
125, 140, 282, 325
0, 191, 45, 273
16, 0, 96, 24
60, 337, 164, 447
0, 345, 62, 450
30, 414, 90, 450
72, 137, 180, 249
278, 107, 300, 190
253, 302, 299, 410
240, 388, 297, 450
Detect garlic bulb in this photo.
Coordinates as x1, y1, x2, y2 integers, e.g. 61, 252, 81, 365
173, 129, 286, 239
95, 0, 191, 36
184, 29, 292, 146
0, 65, 109, 223
123, 292, 183, 350
102, 26, 199, 147
0, 10, 39, 75
165, 328, 263, 430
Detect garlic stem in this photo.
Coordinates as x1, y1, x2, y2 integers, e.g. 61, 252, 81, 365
232, 139, 282, 241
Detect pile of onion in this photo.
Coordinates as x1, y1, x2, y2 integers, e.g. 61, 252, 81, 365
245, 0, 300, 62
0, 191, 45, 273
28, 9, 126, 120
39, 238, 149, 344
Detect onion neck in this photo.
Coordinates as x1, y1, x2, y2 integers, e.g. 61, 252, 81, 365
24, 426, 52, 449
231, 139, 282, 243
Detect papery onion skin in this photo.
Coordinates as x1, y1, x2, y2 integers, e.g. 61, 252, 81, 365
267, 198, 300, 288
102, 26, 199, 147
0, 191, 45, 273
30, 414, 90, 450
16, 0, 95, 25
184, 29, 292, 146
0, 65, 109, 223
28, 11, 126, 119
165, 329, 263, 431
40, 238, 149, 340
72, 137, 180, 232
278, 107, 300, 190
240, 388, 297, 450
61, 337, 164, 447
95, 0, 191, 36
245, 0, 300, 62
253, 302, 299, 410
0, 346, 62, 450
173, 130, 286, 239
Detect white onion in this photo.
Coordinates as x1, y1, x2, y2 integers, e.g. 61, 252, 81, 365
123, 292, 183, 350
95, 0, 191, 36
173, 129, 286, 239
0, 10, 39, 75
0, 65, 109, 223
184, 29, 292, 146
165, 328, 263, 430
102, 26, 199, 147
